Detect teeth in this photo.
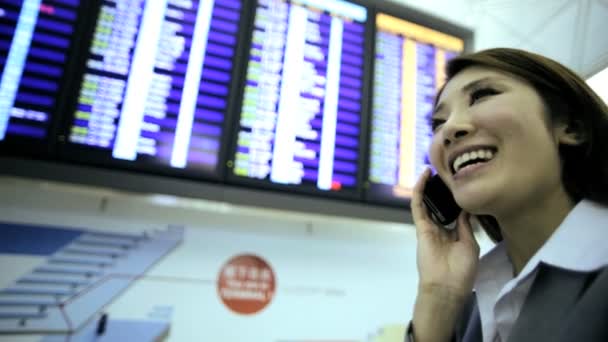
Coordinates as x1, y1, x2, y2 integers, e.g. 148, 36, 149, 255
452, 149, 495, 173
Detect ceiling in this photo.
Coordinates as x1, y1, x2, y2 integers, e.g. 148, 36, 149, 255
389, 0, 608, 78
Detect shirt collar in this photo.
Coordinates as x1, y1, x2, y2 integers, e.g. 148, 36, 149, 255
473, 200, 608, 341
474, 242, 512, 342
477, 199, 608, 286
519, 199, 608, 276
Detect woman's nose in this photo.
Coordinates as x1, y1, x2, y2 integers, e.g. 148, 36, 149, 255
442, 120, 474, 147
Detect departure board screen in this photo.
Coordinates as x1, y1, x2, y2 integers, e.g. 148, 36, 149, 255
64, 0, 243, 176
230, 0, 368, 195
0, 0, 82, 142
367, 13, 464, 204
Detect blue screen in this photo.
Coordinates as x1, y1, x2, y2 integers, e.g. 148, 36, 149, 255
66, 0, 243, 174
232, 0, 367, 193
0, 0, 82, 141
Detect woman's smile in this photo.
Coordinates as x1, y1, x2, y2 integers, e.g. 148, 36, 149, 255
429, 66, 565, 216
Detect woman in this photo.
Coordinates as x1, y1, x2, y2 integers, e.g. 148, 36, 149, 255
408, 48, 608, 342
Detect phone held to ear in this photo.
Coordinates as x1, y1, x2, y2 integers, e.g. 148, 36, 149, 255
422, 174, 462, 230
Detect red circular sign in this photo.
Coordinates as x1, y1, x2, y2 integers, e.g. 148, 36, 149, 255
217, 254, 275, 315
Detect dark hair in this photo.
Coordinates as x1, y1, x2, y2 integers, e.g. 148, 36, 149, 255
438, 48, 608, 242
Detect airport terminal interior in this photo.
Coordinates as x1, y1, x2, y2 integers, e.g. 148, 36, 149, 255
1, 0, 607, 341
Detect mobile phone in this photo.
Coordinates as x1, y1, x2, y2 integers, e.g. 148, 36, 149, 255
422, 174, 461, 230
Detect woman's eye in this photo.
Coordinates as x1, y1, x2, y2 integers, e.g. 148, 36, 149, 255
431, 118, 445, 132
470, 87, 499, 105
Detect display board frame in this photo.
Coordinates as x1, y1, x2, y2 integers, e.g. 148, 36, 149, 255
55, 0, 254, 182
224, 0, 375, 202
362, 0, 474, 208
0, 1, 94, 158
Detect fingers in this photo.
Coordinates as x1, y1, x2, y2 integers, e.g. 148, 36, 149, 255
411, 168, 433, 236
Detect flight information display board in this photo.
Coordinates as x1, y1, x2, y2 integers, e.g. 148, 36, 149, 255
0, 0, 82, 144
62, 0, 244, 177
230, 0, 368, 196
367, 13, 464, 204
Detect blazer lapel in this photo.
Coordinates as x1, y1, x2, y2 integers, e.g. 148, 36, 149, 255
507, 264, 589, 342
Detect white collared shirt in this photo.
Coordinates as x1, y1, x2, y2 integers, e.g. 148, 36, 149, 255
474, 200, 608, 342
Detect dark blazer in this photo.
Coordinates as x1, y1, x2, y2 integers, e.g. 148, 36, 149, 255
452, 264, 608, 342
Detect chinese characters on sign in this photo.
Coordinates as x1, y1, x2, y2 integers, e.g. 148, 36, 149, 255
217, 254, 275, 314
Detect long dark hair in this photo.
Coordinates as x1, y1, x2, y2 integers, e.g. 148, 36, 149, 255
439, 48, 608, 242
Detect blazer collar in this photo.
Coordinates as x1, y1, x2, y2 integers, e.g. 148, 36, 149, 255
507, 265, 595, 342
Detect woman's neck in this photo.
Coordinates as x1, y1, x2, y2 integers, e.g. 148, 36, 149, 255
495, 186, 576, 276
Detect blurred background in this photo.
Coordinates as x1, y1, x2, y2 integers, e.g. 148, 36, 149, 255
0, 0, 606, 341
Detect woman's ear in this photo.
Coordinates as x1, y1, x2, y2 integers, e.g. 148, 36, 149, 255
556, 120, 586, 146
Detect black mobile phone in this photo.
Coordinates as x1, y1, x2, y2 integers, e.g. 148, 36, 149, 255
422, 174, 461, 230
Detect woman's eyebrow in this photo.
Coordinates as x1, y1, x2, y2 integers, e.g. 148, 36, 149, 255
462, 76, 502, 93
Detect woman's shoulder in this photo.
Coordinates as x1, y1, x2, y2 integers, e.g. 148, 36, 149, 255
579, 264, 608, 296
458, 266, 608, 342
551, 265, 608, 341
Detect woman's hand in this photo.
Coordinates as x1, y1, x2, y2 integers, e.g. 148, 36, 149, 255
411, 168, 480, 295
410, 168, 480, 342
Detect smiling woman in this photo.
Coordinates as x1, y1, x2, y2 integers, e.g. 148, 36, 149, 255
407, 48, 608, 342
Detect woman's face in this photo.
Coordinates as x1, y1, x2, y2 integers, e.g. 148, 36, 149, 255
429, 66, 567, 216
